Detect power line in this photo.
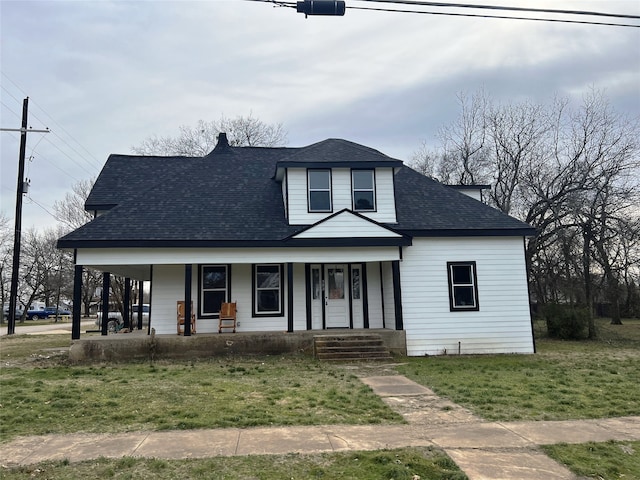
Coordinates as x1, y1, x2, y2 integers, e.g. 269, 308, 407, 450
253, 0, 640, 27
357, 0, 640, 21
349, 4, 640, 27
2, 73, 103, 170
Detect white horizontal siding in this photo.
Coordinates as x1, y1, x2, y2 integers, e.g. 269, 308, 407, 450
294, 212, 401, 239
149, 265, 183, 335
149, 264, 306, 335
366, 263, 384, 328
381, 262, 396, 330
77, 246, 401, 266
400, 237, 534, 356
287, 167, 397, 225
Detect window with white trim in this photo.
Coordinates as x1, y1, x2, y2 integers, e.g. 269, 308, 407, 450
253, 264, 283, 315
200, 265, 229, 317
308, 169, 332, 212
447, 262, 479, 311
352, 169, 375, 211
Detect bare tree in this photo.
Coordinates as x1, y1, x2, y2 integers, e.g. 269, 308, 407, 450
413, 89, 640, 331
53, 178, 96, 231
131, 114, 288, 156
0, 214, 13, 323
53, 178, 101, 317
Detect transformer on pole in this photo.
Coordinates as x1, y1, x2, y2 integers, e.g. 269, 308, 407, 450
297, 1, 346, 17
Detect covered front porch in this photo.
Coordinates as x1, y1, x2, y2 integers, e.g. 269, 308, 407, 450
69, 246, 406, 341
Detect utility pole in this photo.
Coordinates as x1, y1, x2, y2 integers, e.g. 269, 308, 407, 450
1, 97, 49, 334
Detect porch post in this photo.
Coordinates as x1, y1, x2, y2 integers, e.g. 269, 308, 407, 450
184, 264, 192, 336
304, 264, 312, 330
287, 263, 294, 333
123, 278, 131, 329
391, 260, 404, 330
72, 264, 83, 340
137, 282, 144, 330
362, 263, 370, 329
101, 272, 110, 336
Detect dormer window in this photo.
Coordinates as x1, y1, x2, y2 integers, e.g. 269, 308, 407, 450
352, 169, 375, 211
308, 169, 332, 212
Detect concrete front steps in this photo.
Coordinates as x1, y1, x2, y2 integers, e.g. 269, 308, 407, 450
314, 333, 393, 361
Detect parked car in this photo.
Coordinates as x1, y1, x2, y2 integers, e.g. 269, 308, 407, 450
26, 309, 51, 320
2, 305, 24, 320
43, 306, 72, 318
96, 304, 149, 331
132, 304, 150, 326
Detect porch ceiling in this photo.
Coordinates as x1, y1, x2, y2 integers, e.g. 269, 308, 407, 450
86, 264, 152, 281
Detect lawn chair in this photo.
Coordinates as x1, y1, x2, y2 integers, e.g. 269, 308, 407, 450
177, 300, 196, 335
218, 302, 237, 333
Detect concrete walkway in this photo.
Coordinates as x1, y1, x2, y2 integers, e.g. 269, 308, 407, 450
1, 375, 639, 479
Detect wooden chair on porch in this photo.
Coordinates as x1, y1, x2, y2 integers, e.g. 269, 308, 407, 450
218, 302, 237, 333
177, 300, 196, 335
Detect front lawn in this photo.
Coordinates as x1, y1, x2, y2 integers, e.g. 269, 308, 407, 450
0, 340, 403, 442
396, 319, 640, 421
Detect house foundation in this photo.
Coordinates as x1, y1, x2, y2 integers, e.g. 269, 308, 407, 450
68, 329, 407, 363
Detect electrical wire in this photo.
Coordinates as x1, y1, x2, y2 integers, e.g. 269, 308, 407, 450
2, 73, 103, 170
357, 0, 640, 20
250, 0, 640, 27
349, 4, 640, 27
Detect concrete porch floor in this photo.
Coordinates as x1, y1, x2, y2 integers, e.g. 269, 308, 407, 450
69, 328, 407, 362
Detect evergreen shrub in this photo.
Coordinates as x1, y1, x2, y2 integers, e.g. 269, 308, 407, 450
544, 303, 590, 340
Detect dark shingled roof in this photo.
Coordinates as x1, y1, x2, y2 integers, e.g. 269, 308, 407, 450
57, 138, 535, 248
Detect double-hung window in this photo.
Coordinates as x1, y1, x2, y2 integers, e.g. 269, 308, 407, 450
199, 265, 230, 317
447, 262, 479, 311
253, 264, 283, 316
308, 170, 332, 212
352, 169, 375, 211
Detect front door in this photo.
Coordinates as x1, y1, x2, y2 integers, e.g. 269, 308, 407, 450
325, 264, 349, 328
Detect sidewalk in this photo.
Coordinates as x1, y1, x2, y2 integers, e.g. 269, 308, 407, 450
1, 375, 639, 480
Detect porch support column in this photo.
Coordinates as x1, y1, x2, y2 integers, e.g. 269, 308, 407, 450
362, 263, 370, 329
391, 260, 404, 331
184, 264, 192, 336
304, 264, 312, 330
287, 263, 294, 333
72, 264, 83, 340
137, 282, 144, 330
123, 278, 131, 329
101, 272, 110, 336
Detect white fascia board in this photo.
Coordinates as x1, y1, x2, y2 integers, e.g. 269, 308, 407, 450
76, 246, 401, 267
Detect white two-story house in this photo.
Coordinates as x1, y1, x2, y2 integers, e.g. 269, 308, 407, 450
58, 134, 536, 355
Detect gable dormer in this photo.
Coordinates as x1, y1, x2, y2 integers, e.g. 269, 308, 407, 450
274, 139, 402, 225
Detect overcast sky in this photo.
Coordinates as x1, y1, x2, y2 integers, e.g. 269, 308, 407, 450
1, 0, 639, 232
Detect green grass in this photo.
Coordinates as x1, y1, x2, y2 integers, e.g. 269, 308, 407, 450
0, 334, 71, 363
0, 337, 403, 442
396, 318, 640, 421
0, 447, 468, 480
542, 441, 640, 480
